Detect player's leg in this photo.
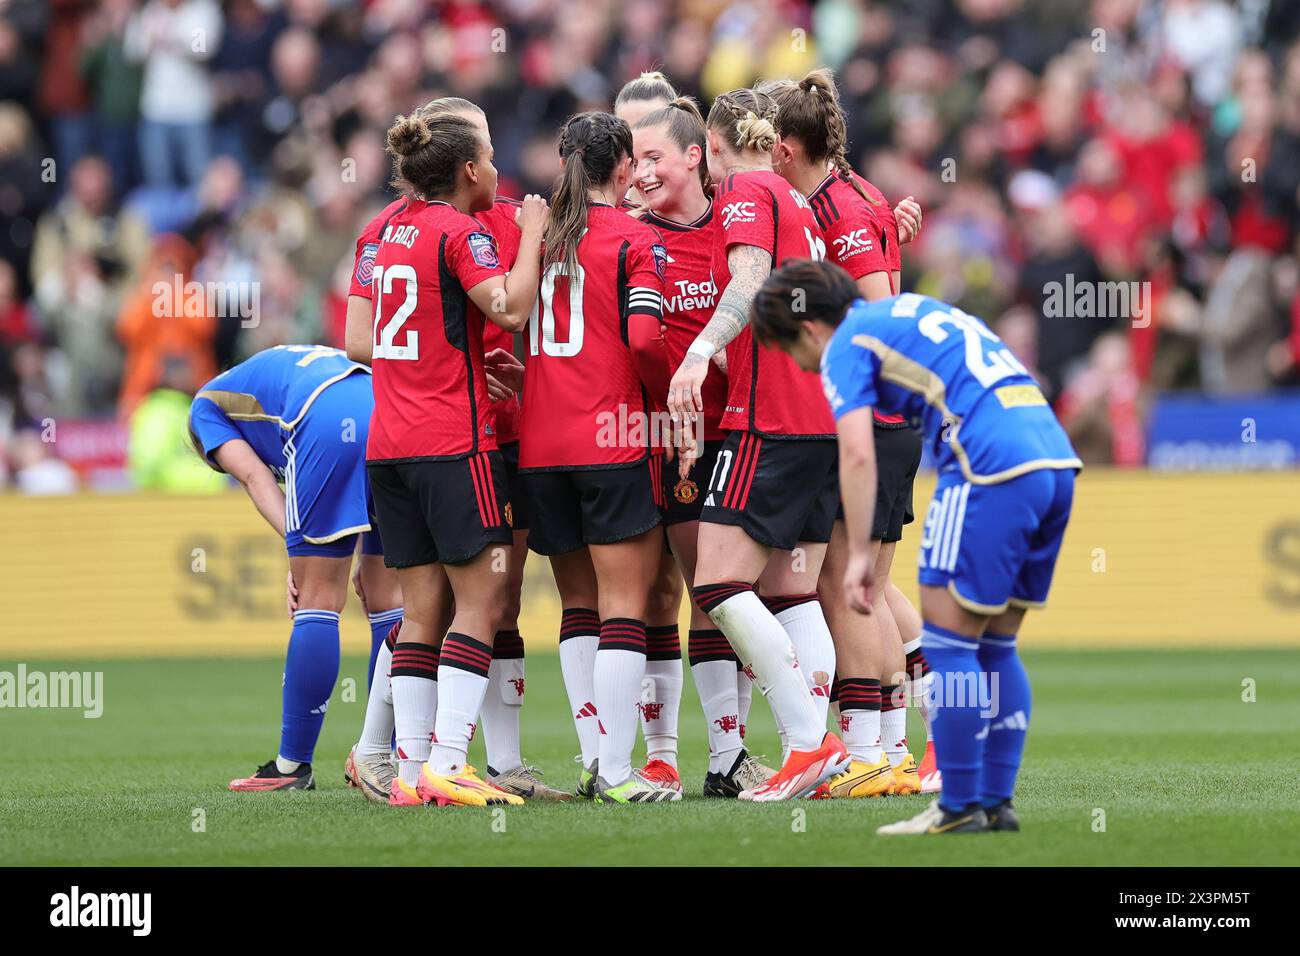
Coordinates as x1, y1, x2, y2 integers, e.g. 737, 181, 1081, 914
413, 452, 522, 807
878, 468, 1067, 835
692, 433, 847, 801
759, 541, 833, 728
977, 467, 1075, 831
871, 542, 920, 794
366, 459, 448, 804
817, 524, 894, 798
345, 543, 407, 802
229, 552, 351, 792
523, 468, 604, 792
589, 528, 669, 800
639, 540, 685, 788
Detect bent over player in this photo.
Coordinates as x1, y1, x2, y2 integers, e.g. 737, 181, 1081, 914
189, 344, 400, 791
751, 261, 1081, 834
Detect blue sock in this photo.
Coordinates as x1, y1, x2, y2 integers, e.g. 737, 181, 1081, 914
921, 623, 988, 813
978, 632, 1031, 808
367, 608, 404, 690
279, 609, 342, 765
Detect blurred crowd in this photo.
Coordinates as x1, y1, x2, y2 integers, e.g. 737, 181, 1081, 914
1, 0, 1299, 490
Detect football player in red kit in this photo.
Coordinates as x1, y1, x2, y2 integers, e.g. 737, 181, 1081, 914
767, 69, 935, 798
341, 97, 565, 803
518, 111, 678, 804
612, 72, 695, 790
365, 110, 547, 808
630, 95, 778, 797
667, 88, 849, 801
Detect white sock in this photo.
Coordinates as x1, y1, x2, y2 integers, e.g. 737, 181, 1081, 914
429, 633, 493, 774
275, 756, 301, 774
737, 664, 754, 743
692, 658, 741, 774
358, 638, 395, 757
699, 586, 823, 752
771, 596, 836, 730
559, 609, 601, 768
837, 681, 884, 764
594, 618, 647, 785
481, 633, 525, 775
881, 692, 908, 767
641, 658, 683, 767
391, 659, 438, 786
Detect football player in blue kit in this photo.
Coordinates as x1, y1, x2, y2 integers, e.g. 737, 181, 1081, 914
188, 345, 403, 792
750, 260, 1081, 835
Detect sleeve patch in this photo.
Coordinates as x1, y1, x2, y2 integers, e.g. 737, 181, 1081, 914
651, 243, 668, 281
467, 232, 500, 269
354, 242, 379, 287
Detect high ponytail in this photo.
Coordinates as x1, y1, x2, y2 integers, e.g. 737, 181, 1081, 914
614, 71, 679, 112
545, 111, 634, 276
768, 67, 875, 204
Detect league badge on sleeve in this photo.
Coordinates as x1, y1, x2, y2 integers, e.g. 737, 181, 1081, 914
468, 232, 501, 269
652, 243, 669, 281
355, 242, 379, 287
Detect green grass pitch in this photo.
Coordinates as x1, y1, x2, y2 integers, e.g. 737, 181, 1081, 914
1, 650, 1297, 866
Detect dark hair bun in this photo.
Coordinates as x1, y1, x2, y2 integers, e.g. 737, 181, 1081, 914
387, 114, 433, 157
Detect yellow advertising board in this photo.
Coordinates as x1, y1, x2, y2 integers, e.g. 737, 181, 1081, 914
0, 469, 1296, 658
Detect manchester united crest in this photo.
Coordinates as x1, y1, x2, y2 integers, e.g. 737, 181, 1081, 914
504, 502, 514, 527
673, 478, 699, 504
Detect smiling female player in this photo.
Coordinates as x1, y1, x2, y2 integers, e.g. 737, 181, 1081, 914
628, 95, 779, 798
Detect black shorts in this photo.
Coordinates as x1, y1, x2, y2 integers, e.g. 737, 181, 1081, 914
498, 441, 529, 531
661, 439, 723, 526
522, 458, 662, 556
699, 431, 838, 551
367, 452, 513, 567
863, 425, 922, 543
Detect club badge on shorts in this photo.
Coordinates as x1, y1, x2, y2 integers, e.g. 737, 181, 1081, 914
673, 478, 699, 504
504, 502, 514, 527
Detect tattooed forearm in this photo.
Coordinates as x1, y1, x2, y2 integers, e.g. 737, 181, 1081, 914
694, 245, 772, 354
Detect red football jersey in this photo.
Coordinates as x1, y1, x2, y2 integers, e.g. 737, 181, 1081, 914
519, 204, 668, 469
642, 203, 727, 442
713, 170, 834, 437
808, 171, 907, 426
349, 199, 408, 300
474, 197, 525, 444
366, 200, 505, 462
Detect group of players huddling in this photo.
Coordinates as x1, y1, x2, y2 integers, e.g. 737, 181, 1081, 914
190, 67, 1079, 835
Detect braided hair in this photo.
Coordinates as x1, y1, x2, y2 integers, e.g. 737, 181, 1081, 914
767, 68, 875, 204
545, 111, 634, 276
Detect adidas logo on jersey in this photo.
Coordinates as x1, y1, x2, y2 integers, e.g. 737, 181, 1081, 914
722, 201, 757, 228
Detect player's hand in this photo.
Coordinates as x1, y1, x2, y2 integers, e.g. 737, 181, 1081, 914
484, 347, 524, 392
844, 549, 878, 615
895, 196, 922, 244
676, 417, 698, 480
351, 562, 368, 614
286, 569, 299, 619
668, 353, 707, 425
516, 194, 549, 235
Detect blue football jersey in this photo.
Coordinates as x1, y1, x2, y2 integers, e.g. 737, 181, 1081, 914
189, 346, 370, 476
820, 294, 1081, 483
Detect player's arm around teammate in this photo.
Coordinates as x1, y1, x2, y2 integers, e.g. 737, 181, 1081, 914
366, 110, 546, 808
